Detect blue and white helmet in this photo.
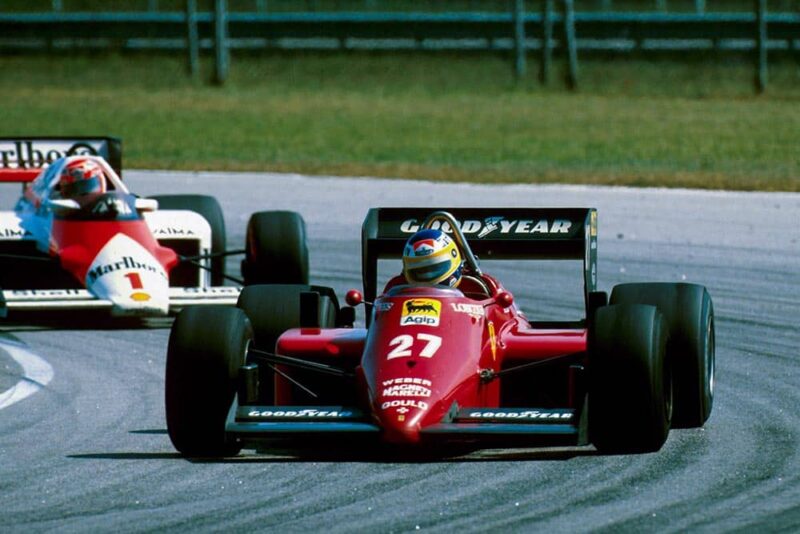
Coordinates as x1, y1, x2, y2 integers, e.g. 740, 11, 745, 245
402, 229, 463, 287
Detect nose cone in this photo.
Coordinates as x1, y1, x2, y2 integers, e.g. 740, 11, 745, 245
375, 379, 434, 444
85, 233, 170, 316
363, 289, 487, 445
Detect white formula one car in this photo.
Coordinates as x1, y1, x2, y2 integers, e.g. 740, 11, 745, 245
0, 137, 307, 318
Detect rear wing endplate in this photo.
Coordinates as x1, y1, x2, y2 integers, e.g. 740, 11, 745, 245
0, 137, 122, 182
361, 207, 598, 306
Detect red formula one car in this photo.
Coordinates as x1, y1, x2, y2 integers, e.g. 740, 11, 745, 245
0, 137, 309, 318
165, 208, 715, 456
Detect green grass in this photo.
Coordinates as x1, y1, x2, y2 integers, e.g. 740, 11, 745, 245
1, 52, 798, 191
5, 1, 800, 13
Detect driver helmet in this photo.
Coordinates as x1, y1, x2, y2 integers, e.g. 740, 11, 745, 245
402, 228, 463, 287
60, 158, 106, 197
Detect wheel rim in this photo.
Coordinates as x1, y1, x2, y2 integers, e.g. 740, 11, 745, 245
243, 338, 252, 365
664, 357, 674, 424
706, 318, 715, 400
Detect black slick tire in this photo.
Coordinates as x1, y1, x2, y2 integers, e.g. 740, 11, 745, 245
241, 211, 308, 285
165, 306, 251, 457
589, 304, 671, 454
237, 284, 337, 352
237, 284, 337, 404
610, 283, 714, 428
150, 194, 227, 286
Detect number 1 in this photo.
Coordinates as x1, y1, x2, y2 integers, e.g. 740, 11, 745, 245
125, 272, 143, 289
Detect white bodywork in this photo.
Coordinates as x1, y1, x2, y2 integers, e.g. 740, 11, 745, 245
144, 209, 213, 288
0, 211, 32, 242
84, 233, 171, 316
2, 287, 242, 311
0, 155, 240, 316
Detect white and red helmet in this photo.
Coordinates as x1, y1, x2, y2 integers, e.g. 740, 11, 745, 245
60, 158, 106, 197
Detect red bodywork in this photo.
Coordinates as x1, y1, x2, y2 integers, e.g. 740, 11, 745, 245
51, 214, 179, 284
18, 173, 179, 285
275, 274, 587, 445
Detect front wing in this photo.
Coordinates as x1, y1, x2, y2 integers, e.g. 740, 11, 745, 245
0, 286, 241, 315
226, 400, 589, 448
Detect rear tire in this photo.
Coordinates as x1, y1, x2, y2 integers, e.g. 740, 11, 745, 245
237, 284, 338, 404
590, 304, 671, 454
237, 284, 337, 351
165, 306, 251, 457
241, 211, 308, 285
150, 194, 226, 286
610, 283, 714, 428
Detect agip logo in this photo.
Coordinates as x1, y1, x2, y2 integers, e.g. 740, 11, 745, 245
400, 299, 441, 327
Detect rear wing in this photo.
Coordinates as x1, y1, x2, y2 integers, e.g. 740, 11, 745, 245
361, 207, 598, 305
0, 137, 122, 183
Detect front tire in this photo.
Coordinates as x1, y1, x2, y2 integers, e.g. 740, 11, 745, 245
589, 304, 671, 454
165, 306, 252, 457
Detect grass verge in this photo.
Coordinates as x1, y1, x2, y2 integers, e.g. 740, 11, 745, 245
1, 52, 798, 191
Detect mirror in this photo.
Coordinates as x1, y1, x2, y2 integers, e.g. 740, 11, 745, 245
49, 198, 81, 210
345, 289, 363, 307
495, 291, 514, 309
135, 198, 159, 212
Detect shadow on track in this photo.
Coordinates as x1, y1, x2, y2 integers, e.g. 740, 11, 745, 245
68, 452, 185, 460
67, 449, 595, 463
70, 431, 599, 463
0, 311, 173, 332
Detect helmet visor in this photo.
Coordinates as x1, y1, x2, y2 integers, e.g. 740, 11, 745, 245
407, 261, 452, 283
63, 176, 102, 196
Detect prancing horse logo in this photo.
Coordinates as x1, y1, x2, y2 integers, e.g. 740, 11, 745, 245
406, 301, 436, 314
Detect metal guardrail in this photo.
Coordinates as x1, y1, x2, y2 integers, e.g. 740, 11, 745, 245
1, 0, 796, 91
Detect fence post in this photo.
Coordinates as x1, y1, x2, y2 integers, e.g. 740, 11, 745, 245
186, 0, 199, 78
540, 0, 553, 84
148, 0, 159, 12
755, 0, 768, 93
695, 0, 705, 14
49, 0, 63, 52
513, 0, 527, 80
563, 0, 579, 90
214, 0, 230, 85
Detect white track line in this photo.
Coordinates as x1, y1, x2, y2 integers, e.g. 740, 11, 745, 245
0, 340, 53, 411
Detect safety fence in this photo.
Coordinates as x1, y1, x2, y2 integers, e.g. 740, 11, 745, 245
1, 1, 797, 91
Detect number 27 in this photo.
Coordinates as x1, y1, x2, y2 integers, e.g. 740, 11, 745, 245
387, 333, 442, 360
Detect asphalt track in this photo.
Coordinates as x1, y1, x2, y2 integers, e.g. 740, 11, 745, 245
1, 172, 798, 532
